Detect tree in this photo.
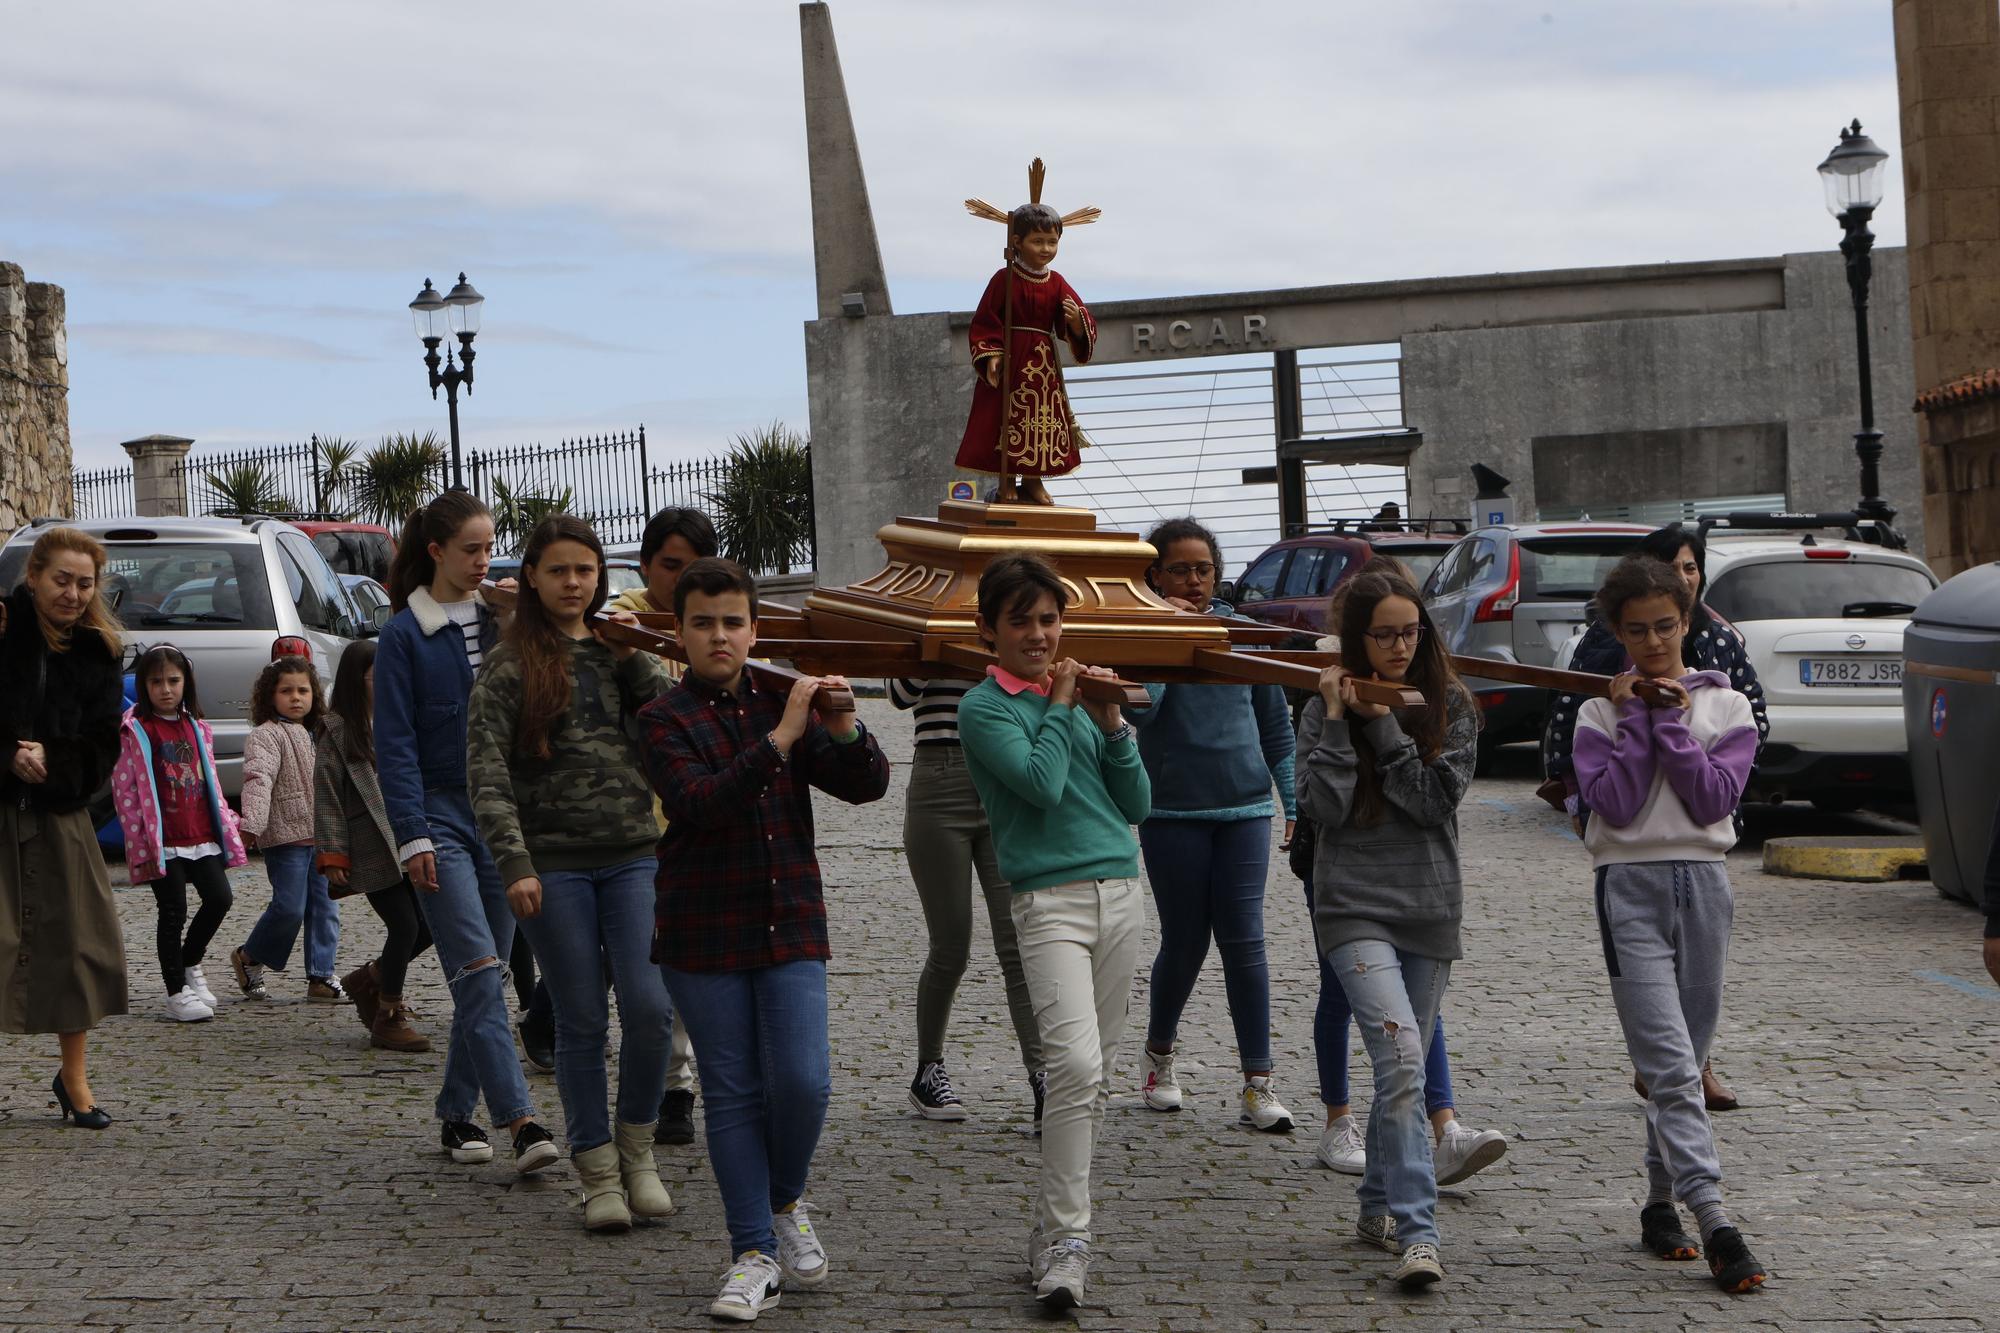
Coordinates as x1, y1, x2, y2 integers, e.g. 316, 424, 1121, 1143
354, 432, 446, 527
491, 476, 576, 554
703, 421, 814, 575
200, 462, 294, 516
312, 434, 361, 517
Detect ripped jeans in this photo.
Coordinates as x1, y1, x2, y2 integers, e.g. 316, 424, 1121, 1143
417, 789, 537, 1129
1328, 939, 1451, 1249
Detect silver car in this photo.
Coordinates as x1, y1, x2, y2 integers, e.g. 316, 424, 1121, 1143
1423, 521, 1653, 762
0, 515, 368, 798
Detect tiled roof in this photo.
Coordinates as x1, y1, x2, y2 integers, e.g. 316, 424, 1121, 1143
1915, 368, 2000, 413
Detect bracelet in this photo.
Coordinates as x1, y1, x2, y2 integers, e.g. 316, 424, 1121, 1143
1102, 722, 1136, 747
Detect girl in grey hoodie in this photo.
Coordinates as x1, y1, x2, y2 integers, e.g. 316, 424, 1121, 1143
1296, 569, 1478, 1290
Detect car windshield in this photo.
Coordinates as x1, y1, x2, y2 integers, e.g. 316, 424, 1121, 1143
0, 541, 279, 630
1707, 560, 1937, 623
1518, 538, 1643, 600
606, 566, 646, 596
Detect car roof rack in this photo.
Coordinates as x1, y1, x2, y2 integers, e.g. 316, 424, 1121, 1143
1694, 510, 1907, 550
1307, 516, 1470, 538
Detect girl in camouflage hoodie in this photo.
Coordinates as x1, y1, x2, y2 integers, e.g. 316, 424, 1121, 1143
467, 515, 677, 1234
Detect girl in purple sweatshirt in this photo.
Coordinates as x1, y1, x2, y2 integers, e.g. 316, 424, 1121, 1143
1572, 554, 1766, 1295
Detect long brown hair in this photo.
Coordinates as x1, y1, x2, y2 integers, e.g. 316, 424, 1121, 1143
1331, 570, 1474, 826
132, 644, 203, 720
387, 489, 491, 611
507, 515, 608, 762
24, 526, 122, 655
329, 638, 376, 765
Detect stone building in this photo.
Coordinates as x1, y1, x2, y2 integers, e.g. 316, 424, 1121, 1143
0, 262, 72, 539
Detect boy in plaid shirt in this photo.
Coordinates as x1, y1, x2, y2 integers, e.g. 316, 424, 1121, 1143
637, 558, 889, 1322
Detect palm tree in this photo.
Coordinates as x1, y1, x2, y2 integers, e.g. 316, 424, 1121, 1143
200, 462, 294, 516
354, 432, 446, 527
312, 434, 361, 517
491, 476, 576, 553
703, 422, 814, 575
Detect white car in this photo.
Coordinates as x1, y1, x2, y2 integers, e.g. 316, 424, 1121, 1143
1701, 534, 1938, 811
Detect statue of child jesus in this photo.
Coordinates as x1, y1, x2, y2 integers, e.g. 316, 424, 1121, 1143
957, 162, 1101, 505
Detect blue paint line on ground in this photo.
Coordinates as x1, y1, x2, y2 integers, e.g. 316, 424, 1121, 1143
1914, 969, 2000, 1002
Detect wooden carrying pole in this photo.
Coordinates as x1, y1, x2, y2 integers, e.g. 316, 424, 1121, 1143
478, 582, 858, 714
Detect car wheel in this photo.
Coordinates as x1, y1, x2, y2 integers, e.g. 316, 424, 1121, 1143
1474, 732, 1498, 778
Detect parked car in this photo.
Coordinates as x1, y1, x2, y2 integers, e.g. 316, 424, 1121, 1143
1423, 522, 1654, 761
340, 573, 395, 633
287, 518, 397, 584
1699, 534, 1938, 810
1223, 518, 1471, 635
485, 555, 646, 599
0, 515, 366, 799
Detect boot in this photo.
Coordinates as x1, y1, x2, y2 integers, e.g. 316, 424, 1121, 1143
343, 961, 380, 1033
615, 1120, 676, 1219
370, 997, 432, 1053
573, 1142, 631, 1233
1702, 1060, 1739, 1112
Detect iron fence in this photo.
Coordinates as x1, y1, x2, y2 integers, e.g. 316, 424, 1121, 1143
71, 465, 135, 520
68, 425, 814, 566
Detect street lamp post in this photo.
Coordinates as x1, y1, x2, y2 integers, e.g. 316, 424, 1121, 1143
408, 273, 486, 489
1816, 120, 1894, 533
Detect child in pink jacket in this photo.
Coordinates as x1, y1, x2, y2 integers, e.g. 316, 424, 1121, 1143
111, 646, 248, 1022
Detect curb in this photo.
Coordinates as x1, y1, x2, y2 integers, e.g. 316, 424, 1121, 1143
1762, 836, 1928, 882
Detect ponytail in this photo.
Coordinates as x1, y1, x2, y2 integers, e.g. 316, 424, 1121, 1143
387, 489, 491, 611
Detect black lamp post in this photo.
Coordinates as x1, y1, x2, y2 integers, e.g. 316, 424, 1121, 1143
408, 273, 486, 489
1816, 120, 1894, 532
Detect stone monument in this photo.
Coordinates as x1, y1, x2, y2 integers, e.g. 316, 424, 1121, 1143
0, 262, 72, 539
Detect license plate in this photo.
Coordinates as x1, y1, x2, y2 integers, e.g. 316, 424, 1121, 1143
1798, 657, 1902, 687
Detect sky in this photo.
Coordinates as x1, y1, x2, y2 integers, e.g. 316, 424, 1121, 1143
3, 0, 1904, 476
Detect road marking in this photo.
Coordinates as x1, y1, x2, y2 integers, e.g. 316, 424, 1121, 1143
1914, 969, 2000, 1002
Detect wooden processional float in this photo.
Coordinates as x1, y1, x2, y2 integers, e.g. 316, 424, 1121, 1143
481, 500, 1649, 713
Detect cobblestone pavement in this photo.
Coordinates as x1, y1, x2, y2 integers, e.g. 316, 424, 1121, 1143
3, 701, 1996, 1331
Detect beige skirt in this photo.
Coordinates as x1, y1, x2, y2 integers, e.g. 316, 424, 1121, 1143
0, 802, 128, 1034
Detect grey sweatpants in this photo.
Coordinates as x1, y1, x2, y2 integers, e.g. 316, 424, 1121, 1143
1594, 859, 1733, 1211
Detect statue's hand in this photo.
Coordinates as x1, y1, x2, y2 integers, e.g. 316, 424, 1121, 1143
983, 358, 1001, 388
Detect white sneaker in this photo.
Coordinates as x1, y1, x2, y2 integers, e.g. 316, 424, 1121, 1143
1033, 1238, 1090, 1311
1141, 1047, 1182, 1112
710, 1252, 783, 1322
1433, 1119, 1509, 1186
165, 987, 215, 1023
183, 963, 218, 1008
773, 1202, 827, 1287
1316, 1114, 1366, 1174
1239, 1076, 1294, 1132
1393, 1241, 1445, 1288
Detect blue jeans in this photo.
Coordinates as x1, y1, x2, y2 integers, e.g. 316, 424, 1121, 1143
662, 960, 830, 1259
1329, 939, 1450, 1249
417, 789, 536, 1128
1304, 878, 1453, 1112
243, 843, 340, 978
517, 857, 673, 1153
1141, 818, 1273, 1071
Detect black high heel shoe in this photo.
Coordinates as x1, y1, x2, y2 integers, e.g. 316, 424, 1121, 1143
52, 1073, 111, 1129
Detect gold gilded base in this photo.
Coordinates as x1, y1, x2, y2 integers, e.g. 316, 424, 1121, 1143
802, 501, 1229, 669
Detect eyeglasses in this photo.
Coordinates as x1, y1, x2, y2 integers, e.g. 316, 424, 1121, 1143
1163, 562, 1216, 579
1364, 626, 1425, 648
1618, 618, 1683, 643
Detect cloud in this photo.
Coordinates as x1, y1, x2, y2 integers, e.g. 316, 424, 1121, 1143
69, 322, 365, 363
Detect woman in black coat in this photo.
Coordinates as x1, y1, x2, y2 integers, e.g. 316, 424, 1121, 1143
0, 527, 128, 1128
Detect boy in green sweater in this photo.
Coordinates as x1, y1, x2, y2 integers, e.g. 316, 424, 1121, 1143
957, 552, 1151, 1314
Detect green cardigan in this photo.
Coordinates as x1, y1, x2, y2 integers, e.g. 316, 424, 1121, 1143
957, 675, 1151, 894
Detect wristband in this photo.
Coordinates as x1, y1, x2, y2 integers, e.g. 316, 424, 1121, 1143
1103, 722, 1136, 747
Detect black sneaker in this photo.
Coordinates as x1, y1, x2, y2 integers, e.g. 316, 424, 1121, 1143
512, 1121, 560, 1175
1706, 1226, 1767, 1294
441, 1120, 493, 1164
1640, 1202, 1700, 1261
656, 1088, 697, 1145
518, 1014, 555, 1073
1031, 1069, 1047, 1135
908, 1061, 967, 1121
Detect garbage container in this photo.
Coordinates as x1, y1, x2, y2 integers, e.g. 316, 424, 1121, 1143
1902, 562, 2000, 906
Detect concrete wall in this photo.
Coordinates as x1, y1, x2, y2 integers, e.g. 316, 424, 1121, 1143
0, 262, 72, 540
1401, 250, 1922, 553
